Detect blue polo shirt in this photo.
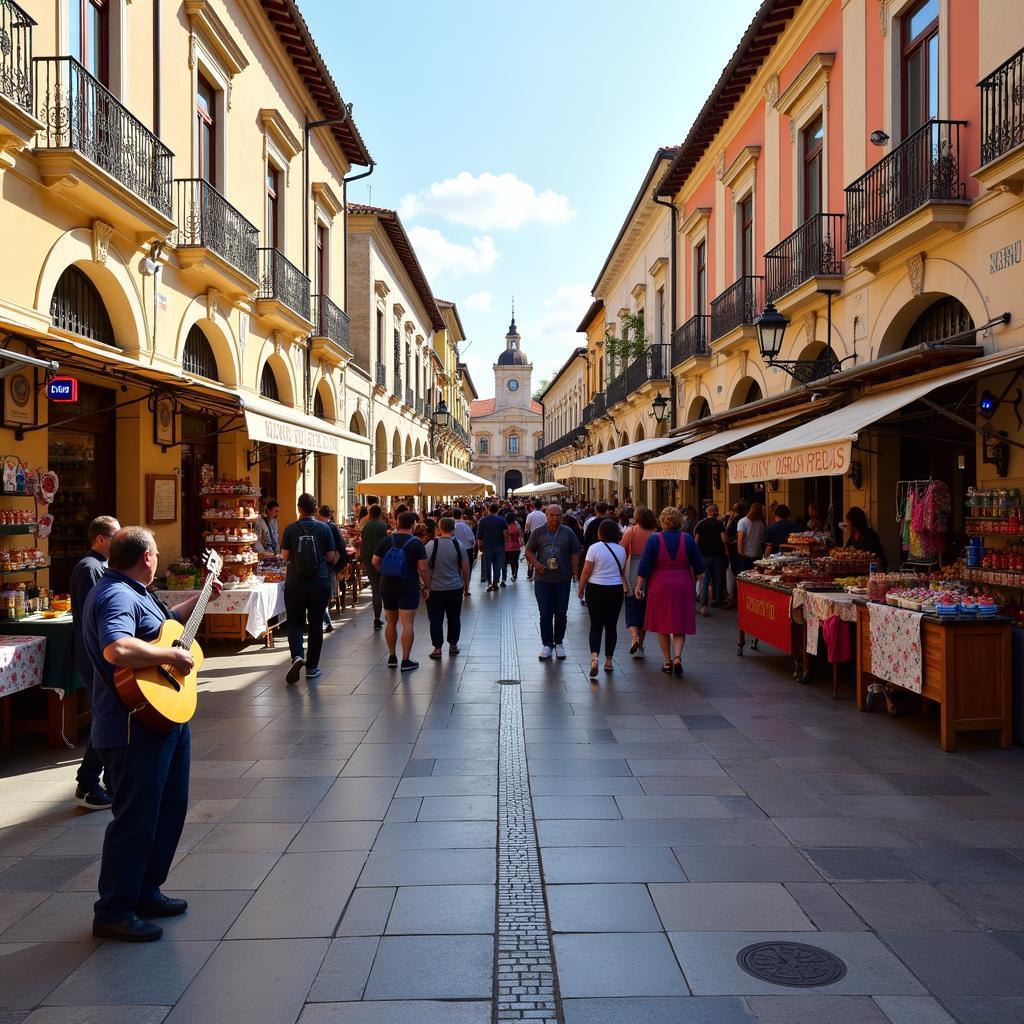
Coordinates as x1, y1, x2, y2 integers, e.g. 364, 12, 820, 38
476, 514, 508, 550
81, 570, 174, 748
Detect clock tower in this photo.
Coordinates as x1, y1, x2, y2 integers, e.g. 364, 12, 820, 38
493, 312, 532, 410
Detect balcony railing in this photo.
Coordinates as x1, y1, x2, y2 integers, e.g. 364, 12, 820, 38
313, 294, 351, 353
415, 397, 425, 417
35, 56, 173, 215
175, 178, 258, 281
980, 46, 1024, 166
406, 387, 414, 408
374, 361, 387, 387
845, 119, 967, 251
452, 420, 470, 447
393, 370, 402, 399
537, 428, 579, 461
711, 275, 763, 340
671, 315, 710, 365
623, 343, 670, 397
765, 213, 844, 302
258, 247, 310, 321
0, 1, 34, 112
582, 391, 607, 425
606, 373, 627, 409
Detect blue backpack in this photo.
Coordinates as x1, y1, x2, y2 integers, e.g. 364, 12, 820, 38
380, 535, 409, 580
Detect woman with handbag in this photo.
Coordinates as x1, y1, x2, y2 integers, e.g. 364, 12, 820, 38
620, 506, 657, 658
577, 518, 628, 679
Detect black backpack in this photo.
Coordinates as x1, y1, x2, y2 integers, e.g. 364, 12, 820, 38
292, 523, 323, 580
429, 536, 463, 571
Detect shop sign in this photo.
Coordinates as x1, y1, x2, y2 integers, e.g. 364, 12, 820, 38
990, 241, 1021, 275
2, 368, 35, 427
737, 580, 793, 655
45, 377, 78, 403
244, 410, 339, 456
729, 440, 850, 482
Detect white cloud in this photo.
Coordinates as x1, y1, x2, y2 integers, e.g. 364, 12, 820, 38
462, 291, 493, 312
520, 283, 593, 383
408, 226, 498, 279
400, 172, 574, 231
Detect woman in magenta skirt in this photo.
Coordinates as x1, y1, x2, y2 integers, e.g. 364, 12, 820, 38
634, 506, 705, 677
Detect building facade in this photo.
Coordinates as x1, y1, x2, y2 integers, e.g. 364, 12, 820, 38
433, 299, 473, 469
0, 0, 371, 583
535, 346, 587, 483
469, 317, 543, 496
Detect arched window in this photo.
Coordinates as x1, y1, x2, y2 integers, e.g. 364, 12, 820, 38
260, 362, 280, 401
183, 325, 217, 379
50, 266, 114, 346
313, 391, 325, 419
904, 297, 974, 350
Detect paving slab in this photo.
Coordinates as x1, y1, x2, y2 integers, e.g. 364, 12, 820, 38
0, 941, 98, 1009
650, 882, 814, 931
547, 883, 662, 932
834, 882, 980, 932
297, 1001, 491, 1024
673, 846, 821, 882
540, 846, 686, 883
363, 934, 492, 999
871, 995, 958, 1023
553, 933, 689, 997
561, 996, 757, 1023
306, 936, 379, 1001
384, 884, 494, 934
746, 995, 891, 1023
880, 931, 1024, 996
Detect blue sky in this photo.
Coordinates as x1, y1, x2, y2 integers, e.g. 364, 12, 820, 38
304, 0, 762, 399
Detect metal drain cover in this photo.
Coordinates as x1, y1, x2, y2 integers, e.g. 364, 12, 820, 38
496, 679, 521, 686
736, 941, 847, 988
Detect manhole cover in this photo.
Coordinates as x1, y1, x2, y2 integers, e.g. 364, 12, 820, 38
496, 679, 521, 686
736, 942, 847, 988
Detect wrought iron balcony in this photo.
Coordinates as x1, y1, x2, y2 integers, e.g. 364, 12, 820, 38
845, 119, 967, 251
257, 247, 310, 321
393, 370, 402, 399
175, 178, 258, 282
415, 397, 425, 417
34, 56, 173, 215
452, 420, 470, 447
374, 361, 387, 388
980, 46, 1024, 166
0, 0, 33, 112
765, 213, 843, 303
606, 373, 627, 409
582, 391, 607, 425
624, 343, 670, 397
711, 275, 763, 341
313, 294, 351, 352
536, 428, 579, 461
406, 387, 414, 408
671, 314, 710, 365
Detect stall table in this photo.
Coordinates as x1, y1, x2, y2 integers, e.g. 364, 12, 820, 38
0, 634, 46, 745
736, 577, 804, 678
156, 581, 285, 647
792, 589, 859, 697
855, 601, 1012, 752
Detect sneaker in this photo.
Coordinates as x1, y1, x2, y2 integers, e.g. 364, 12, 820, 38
554, 644, 567, 660
306, 667, 322, 680
92, 914, 163, 942
386, 654, 398, 668
74, 786, 112, 812
400, 659, 419, 672
324, 620, 334, 632
538, 646, 553, 661
499, 581, 507, 588
373, 619, 384, 631
286, 657, 304, 684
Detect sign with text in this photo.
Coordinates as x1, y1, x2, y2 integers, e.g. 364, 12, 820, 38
244, 409, 340, 456
729, 440, 851, 483
737, 579, 795, 655
46, 377, 79, 403
990, 241, 1021, 274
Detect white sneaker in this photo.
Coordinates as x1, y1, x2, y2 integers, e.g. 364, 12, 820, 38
538, 646, 553, 661
554, 644, 567, 660
637, 644, 646, 659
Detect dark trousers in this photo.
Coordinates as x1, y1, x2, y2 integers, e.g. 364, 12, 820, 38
94, 724, 190, 923
76, 740, 109, 792
365, 563, 383, 620
701, 555, 728, 607
502, 551, 520, 581
534, 579, 571, 647
585, 582, 624, 656
482, 548, 504, 587
285, 579, 332, 669
426, 588, 463, 648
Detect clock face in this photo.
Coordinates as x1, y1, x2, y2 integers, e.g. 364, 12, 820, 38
507, 379, 519, 392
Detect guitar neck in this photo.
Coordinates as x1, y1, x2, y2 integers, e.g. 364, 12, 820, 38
178, 574, 217, 649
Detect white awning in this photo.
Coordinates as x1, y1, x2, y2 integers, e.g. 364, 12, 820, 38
642, 412, 803, 481
728, 350, 1024, 483
242, 395, 370, 457
554, 435, 678, 482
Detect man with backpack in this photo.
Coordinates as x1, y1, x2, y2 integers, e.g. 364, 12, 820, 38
280, 493, 339, 684
317, 504, 350, 632
372, 510, 429, 672
423, 517, 470, 660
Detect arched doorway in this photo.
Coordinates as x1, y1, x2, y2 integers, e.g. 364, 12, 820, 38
392, 429, 402, 468
504, 469, 523, 496
349, 410, 367, 436
374, 422, 388, 473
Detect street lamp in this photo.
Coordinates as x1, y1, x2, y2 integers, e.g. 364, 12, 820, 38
572, 428, 588, 449
753, 294, 851, 385
650, 391, 670, 424
433, 398, 451, 430
753, 301, 789, 362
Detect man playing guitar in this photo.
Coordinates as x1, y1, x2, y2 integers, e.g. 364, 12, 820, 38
81, 526, 212, 942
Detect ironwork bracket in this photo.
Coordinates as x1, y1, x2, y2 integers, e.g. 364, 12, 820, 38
766, 353, 857, 385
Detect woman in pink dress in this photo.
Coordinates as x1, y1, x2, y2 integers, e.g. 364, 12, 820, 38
635, 506, 705, 677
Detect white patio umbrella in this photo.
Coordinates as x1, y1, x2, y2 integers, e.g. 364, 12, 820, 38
356, 456, 492, 499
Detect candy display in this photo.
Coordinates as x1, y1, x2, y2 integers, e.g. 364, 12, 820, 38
201, 480, 261, 586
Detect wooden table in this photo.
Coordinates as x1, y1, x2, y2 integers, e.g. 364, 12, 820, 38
855, 602, 1012, 752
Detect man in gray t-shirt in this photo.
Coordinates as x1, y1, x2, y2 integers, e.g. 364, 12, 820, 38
424, 518, 470, 658
524, 504, 581, 660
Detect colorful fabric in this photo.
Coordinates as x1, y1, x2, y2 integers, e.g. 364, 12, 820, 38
644, 533, 698, 636
910, 481, 950, 556
867, 602, 923, 694
799, 590, 857, 656
0, 634, 46, 697
821, 615, 852, 664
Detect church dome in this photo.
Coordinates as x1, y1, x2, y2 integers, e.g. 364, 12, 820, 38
498, 313, 528, 364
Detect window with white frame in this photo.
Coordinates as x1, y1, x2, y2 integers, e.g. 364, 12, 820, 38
508, 434, 520, 455
479, 436, 489, 455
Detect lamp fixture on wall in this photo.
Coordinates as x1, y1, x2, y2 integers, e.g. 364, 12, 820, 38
848, 459, 863, 488
754, 292, 854, 384
869, 129, 890, 147
650, 391, 671, 423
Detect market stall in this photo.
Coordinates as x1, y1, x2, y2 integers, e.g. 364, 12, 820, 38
155, 582, 285, 647
0, 634, 46, 744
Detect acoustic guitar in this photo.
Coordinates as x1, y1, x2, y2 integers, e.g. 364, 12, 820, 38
114, 549, 223, 732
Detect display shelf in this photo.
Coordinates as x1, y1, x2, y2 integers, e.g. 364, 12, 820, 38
0, 524, 36, 536
963, 568, 1024, 589
0, 563, 49, 576
201, 515, 259, 523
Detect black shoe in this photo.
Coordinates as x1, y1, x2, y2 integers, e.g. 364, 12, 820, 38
93, 914, 163, 942
135, 893, 188, 918
324, 621, 334, 633
500, 581, 507, 588
286, 657, 304, 684
400, 659, 419, 672
373, 619, 384, 631
387, 654, 398, 668
75, 785, 112, 811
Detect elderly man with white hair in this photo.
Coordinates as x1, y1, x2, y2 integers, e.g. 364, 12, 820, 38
523, 503, 581, 660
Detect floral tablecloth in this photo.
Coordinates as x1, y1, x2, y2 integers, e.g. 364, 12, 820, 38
155, 582, 285, 640
867, 602, 923, 694
0, 634, 46, 698
794, 590, 858, 656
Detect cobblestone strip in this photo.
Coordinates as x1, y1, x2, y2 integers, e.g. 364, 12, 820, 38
498, 587, 520, 682
496, 682, 560, 1023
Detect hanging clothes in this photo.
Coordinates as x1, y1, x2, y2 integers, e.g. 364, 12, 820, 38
911, 480, 951, 556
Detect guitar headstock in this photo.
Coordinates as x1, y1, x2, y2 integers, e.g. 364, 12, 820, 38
201, 549, 224, 581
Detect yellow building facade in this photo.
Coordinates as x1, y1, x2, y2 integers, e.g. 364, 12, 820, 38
433, 299, 473, 470
0, 0, 371, 586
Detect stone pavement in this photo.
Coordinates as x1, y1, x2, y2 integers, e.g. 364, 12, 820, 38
2, 571, 1024, 1023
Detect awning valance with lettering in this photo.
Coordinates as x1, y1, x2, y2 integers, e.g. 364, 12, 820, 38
553, 436, 678, 482
727, 349, 1024, 483
642, 412, 803, 481
242, 394, 370, 457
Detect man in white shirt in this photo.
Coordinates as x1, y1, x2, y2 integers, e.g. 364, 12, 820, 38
451, 508, 476, 594
523, 501, 548, 581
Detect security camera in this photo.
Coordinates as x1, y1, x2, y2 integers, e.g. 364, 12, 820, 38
869, 129, 890, 147
139, 257, 162, 276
